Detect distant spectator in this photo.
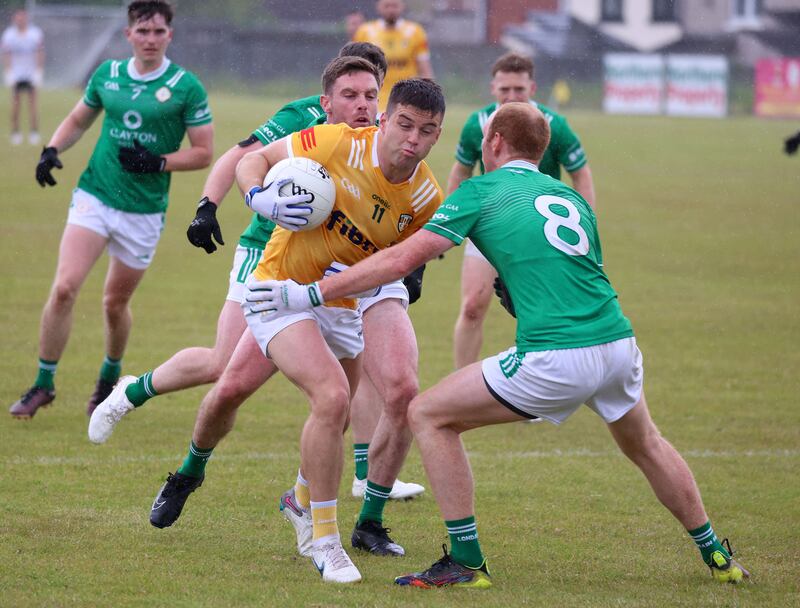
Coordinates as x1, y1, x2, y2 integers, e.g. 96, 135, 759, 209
352, 0, 433, 111
344, 10, 365, 39
1, 8, 44, 145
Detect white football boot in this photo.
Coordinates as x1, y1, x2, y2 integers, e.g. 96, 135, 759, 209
279, 488, 313, 557
351, 476, 425, 500
88, 375, 136, 444
311, 538, 362, 583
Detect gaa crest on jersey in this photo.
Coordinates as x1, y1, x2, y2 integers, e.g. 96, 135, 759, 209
155, 86, 171, 102
398, 213, 413, 232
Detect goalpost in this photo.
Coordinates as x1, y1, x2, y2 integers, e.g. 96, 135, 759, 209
26, 0, 127, 88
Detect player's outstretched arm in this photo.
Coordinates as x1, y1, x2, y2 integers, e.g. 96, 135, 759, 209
447, 161, 474, 195
201, 138, 264, 205
569, 164, 596, 210
186, 138, 265, 253
245, 231, 453, 315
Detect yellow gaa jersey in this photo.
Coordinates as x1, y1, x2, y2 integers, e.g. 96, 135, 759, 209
353, 19, 430, 111
253, 123, 443, 309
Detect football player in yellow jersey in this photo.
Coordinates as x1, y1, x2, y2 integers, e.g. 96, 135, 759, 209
353, 0, 433, 112
234, 78, 444, 583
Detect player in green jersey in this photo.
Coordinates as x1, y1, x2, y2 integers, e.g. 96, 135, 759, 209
451, 53, 597, 369
250, 102, 750, 588
9, 1, 213, 420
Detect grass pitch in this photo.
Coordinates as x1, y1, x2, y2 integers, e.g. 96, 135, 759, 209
1, 89, 799, 607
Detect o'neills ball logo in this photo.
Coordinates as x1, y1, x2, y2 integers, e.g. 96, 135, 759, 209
156, 87, 171, 102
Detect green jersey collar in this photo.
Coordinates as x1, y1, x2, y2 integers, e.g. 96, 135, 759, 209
502, 160, 539, 172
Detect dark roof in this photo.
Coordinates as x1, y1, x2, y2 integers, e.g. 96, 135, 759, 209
504, 12, 635, 59
660, 35, 737, 55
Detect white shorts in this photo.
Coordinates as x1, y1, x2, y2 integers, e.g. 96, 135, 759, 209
464, 238, 490, 262
359, 279, 409, 313
226, 245, 264, 303
243, 302, 363, 361
482, 337, 643, 425
66, 188, 165, 270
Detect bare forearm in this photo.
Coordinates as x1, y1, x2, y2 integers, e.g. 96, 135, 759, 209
47, 101, 100, 153
447, 162, 473, 195
570, 165, 596, 210
202, 143, 257, 204
320, 247, 413, 302
163, 144, 213, 172
236, 152, 270, 195
48, 115, 89, 153
319, 231, 452, 302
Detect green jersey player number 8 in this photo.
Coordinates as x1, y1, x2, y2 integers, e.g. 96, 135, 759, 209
534, 196, 590, 256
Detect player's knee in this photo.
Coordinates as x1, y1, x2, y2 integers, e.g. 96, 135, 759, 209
212, 375, 252, 409
380, 372, 418, 417
102, 292, 131, 318
309, 384, 351, 429
618, 422, 664, 464
459, 295, 490, 324
406, 396, 434, 435
50, 280, 80, 308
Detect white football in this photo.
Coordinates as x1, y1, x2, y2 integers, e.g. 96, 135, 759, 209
264, 157, 336, 231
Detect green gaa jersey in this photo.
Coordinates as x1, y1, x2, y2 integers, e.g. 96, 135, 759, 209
455, 101, 586, 180
425, 160, 632, 352
238, 95, 325, 249
79, 58, 211, 214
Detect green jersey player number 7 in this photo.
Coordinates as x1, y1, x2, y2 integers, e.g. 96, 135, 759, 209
10, 0, 213, 420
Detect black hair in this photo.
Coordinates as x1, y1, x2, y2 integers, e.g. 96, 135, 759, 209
386, 78, 446, 118
128, 1, 173, 26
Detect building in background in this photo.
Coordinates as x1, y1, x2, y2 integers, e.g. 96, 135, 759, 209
505, 0, 800, 66
12, 0, 800, 115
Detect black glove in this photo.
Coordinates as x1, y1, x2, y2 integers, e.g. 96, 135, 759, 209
118, 140, 166, 173
36, 146, 63, 187
187, 197, 224, 254
493, 277, 516, 318
784, 132, 800, 156
403, 264, 426, 305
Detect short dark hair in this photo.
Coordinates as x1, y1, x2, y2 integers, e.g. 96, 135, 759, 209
487, 102, 550, 163
386, 78, 446, 118
321, 56, 380, 96
338, 42, 388, 83
128, 1, 173, 26
491, 52, 534, 79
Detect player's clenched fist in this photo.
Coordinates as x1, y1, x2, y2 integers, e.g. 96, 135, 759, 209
35, 146, 62, 187
186, 197, 224, 254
